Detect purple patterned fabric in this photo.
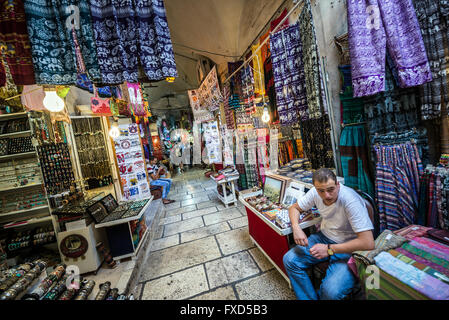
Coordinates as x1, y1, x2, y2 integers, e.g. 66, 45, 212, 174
270, 22, 308, 125
347, 0, 432, 97
412, 237, 449, 256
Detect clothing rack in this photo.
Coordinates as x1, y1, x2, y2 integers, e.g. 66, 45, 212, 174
223, 0, 304, 84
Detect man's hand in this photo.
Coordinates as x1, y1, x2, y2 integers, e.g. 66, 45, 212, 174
292, 226, 309, 247
309, 244, 329, 260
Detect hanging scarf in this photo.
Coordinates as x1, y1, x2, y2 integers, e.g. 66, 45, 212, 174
0, 0, 35, 85
90, 0, 177, 84
24, 0, 100, 84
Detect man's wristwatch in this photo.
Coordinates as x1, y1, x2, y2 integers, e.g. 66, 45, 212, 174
327, 244, 334, 256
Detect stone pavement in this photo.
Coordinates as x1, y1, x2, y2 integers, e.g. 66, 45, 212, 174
136, 168, 296, 300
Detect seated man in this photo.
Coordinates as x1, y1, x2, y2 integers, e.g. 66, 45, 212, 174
148, 156, 175, 205
283, 168, 375, 300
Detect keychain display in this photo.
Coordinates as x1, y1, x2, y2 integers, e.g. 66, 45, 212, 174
37, 142, 76, 195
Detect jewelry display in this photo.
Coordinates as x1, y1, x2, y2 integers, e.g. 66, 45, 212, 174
22, 264, 65, 300
73, 279, 96, 300
94, 281, 111, 300
72, 118, 113, 190
37, 142, 76, 195
0, 260, 47, 300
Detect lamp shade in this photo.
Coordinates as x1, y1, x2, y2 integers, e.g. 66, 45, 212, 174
261, 107, 270, 123
109, 124, 120, 139
43, 91, 65, 113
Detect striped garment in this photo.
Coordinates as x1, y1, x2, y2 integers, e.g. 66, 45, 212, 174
375, 143, 423, 232
339, 125, 374, 197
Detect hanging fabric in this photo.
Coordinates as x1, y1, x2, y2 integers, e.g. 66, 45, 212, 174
339, 125, 375, 197
298, 0, 326, 118
374, 142, 423, 232
347, 0, 432, 98
0, 0, 35, 85
24, 0, 100, 84
91, 85, 112, 116
300, 116, 334, 169
270, 22, 308, 125
418, 166, 449, 231
412, 0, 449, 120
89, 0, 177, 84
251, 45, 265, 97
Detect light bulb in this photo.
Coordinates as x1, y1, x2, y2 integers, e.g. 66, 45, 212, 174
261, 107, 270, 123
166, 77, 175, 83
109, 124, 120, 139
43, 91, 65, 113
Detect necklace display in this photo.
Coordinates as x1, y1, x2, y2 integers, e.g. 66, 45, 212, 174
72, 118, 113, 189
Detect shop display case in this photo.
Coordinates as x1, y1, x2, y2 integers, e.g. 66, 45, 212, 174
239, 176, 324, 284
0, 112, 56, 265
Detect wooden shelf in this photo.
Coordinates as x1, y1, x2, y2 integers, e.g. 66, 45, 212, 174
0, 183, 43, 193
0, 205, 49, 218
0, 112, 28, 121
0, 130, 31, 138
3, 215, 53, 229
0, 151, 36, 161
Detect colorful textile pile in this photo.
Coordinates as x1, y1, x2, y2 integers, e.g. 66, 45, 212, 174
355, 226, 449, 300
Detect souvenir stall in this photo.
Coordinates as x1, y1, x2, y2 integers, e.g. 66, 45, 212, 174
217, 0, 449, 299
0, 0, 177, 300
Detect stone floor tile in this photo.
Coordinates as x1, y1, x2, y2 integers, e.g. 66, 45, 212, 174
180, 222, 230, 243
235, 270, 295, 300
205, 251, 260, 289
141, 265, 209, 300
150, 234, 179, 252
164, 216, 204, 237
166, 205, 197, 217
160, 215, 182, 225
203, 208, 242, 226
228, 216, 248, 229
140, 236, 221, 281
190, 286, 237, 300
182, 206, 217, 220
181, 197, 210, 207
248, 248, 274, 272
215, 227, 254, 255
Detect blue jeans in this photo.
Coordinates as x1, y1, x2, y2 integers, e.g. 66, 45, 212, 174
150, 178, 172, 199
283, 231, 356, 300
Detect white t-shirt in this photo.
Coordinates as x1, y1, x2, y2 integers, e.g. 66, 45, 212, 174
147, 164, 159, 181
297, 184, 373, 243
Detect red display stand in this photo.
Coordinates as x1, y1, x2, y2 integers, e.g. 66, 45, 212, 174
240, 197, 321, 284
